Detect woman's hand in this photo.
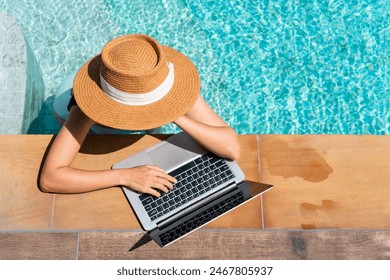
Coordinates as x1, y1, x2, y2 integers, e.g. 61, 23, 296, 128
118, 165, 177, 197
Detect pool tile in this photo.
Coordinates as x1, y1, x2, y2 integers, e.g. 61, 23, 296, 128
260, 135, 390, 229
52, 189, 140, 230
0, 135, 54, 230
204, 198, 262, 228
0, 115, 24, 134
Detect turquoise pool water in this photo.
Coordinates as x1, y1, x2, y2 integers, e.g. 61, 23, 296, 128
1, 0, 389, 134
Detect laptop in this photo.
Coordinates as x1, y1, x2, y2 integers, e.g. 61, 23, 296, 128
112, 132, 273, 247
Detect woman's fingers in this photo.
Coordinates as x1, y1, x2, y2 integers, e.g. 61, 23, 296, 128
148, 166, 177, 192
123, 165, 177, 197
144, 187, 162, 197
148, 166, 177, 184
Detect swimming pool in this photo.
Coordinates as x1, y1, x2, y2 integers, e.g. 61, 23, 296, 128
1, 0, 389, 134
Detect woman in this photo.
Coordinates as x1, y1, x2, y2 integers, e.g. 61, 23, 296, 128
39, 34, 240, 197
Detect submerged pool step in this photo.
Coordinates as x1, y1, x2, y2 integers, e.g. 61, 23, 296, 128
0, 13, 44, 134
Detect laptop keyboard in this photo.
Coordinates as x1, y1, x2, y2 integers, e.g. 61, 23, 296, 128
139, 152, 235, 221
159, 191, 245, 246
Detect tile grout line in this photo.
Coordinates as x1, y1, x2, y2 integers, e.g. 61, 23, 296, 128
256, 134, 262, 181
260, 195, 265, 230
50, 194, 56, 230
76, 232, 80, 260
256, 134, 265, 230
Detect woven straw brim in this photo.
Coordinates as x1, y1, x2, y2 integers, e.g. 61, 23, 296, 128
73, 46, 200, 130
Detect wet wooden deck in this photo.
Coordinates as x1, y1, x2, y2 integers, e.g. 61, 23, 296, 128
1, 134, 389, 259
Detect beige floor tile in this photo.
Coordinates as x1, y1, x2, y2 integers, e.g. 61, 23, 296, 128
53, 189, 140, 230
0, 135, 54, 229
260, 135, 390, 229
205, 197, 262, 228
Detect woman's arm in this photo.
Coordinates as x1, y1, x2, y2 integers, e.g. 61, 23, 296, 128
39, 96, 238, 194
174, 96, 241, 160
39, 106, 175, 195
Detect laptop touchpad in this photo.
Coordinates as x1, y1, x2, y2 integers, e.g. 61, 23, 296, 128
147, 143, 190, 170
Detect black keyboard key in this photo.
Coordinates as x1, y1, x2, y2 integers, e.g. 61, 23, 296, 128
156, 199, 163, 205
194, 156, 203, 165
169, 160, 195, 177
141, 196, 153, 206
148, 209, 157, 217
220, 164, 230, 172
200, 154, 209, 161
173, 189, 181, 196
177, 187, 185, 194
208, 155, 219, 163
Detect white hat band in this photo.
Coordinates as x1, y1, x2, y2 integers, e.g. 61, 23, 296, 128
100, 62, 175, 106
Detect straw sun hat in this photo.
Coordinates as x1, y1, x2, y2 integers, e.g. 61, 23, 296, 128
73, 34, 200, 130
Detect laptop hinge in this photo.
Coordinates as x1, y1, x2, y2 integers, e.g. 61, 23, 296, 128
156, 181, 238, 229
